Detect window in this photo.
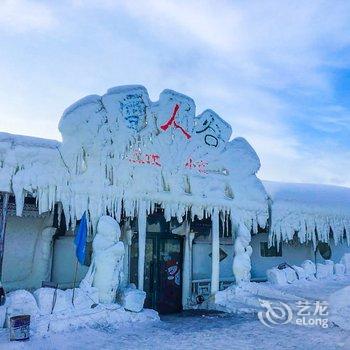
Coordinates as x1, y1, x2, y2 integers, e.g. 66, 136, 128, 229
260, 242, 282, 257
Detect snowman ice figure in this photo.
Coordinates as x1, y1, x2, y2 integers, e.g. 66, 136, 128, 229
81, 215, 125, 304
232, 223, 252, 285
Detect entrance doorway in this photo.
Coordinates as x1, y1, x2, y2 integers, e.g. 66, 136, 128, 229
130, 214, 183, 314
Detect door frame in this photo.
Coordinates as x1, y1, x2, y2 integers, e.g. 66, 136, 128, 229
130, 229, 184, 313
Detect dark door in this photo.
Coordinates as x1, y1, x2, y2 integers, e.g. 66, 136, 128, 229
157, 236, 182, 313
130, 230, 183, 314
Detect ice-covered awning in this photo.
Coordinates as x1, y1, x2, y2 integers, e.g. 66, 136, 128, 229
264, 181, 350, 247
0, 86, 269, 231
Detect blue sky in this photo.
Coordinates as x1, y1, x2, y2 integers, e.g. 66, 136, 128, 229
0, 0, 349, 186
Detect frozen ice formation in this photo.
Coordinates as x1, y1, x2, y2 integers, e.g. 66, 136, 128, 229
232, 221, 252, 284
264, 181, 350, 249
1, 86, 349, 251
117, 284, 146, 312
0, 85, 268, 236
80, 215, 124, 303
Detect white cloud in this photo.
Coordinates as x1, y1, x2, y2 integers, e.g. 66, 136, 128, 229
0, 0, 349, 187
0, 0, 57, 32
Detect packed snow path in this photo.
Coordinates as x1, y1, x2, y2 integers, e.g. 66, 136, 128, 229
0, 311, 349, 350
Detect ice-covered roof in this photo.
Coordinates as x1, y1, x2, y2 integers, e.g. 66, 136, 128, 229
0, 132, 65, 215
263, 181, 350, 247
0, 86, 269, 231
0, 132, 60, 149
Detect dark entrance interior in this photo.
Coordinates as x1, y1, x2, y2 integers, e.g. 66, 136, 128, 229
130, 213, 183, 314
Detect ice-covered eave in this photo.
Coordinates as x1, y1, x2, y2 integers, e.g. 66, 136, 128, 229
268, 201, 350, 249
263, 181, 350, 248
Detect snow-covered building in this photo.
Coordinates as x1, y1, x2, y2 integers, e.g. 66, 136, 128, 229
0, 85, 349, 314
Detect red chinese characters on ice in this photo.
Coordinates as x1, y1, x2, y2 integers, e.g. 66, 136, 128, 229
129, 150, 161, 167
185, 158, 208, 173
160, 104, 191, 140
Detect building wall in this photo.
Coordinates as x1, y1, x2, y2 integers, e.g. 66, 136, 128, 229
250, 232, 313, 280
192, 240, 234, 281
2, 215, 47, 290
315, 239, 350, 264
2, 215, 89, 291
51, 235, 89, 289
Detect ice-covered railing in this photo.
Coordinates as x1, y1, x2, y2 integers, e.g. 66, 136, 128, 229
264, 181, 350, 248
0, 86, 269, 233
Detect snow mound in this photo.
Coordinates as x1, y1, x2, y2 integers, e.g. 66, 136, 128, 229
5, 290, 39, 326
215, 282, 300, 314
34, 288, 69, 314
329, 286, 350, 330
117, 285, 146, 312
340, 253, 350, 275
2, 288, 158, 335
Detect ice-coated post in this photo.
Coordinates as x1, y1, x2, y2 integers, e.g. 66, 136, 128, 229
182, 222, 195, 308
138, 201, 147, 291
211, 207, 220, 294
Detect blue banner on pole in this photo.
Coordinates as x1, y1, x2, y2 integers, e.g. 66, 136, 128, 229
74, 212, 87, 265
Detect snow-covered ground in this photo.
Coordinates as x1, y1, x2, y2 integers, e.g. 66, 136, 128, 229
0, 310, 348, 350
1, 277, 350, 350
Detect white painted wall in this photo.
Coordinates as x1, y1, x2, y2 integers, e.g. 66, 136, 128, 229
192, 241, 234, 280
51, 235, 89, 288
251, 232, 313, 280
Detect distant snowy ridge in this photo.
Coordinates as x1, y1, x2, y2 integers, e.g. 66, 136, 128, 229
264, 181, 350, 247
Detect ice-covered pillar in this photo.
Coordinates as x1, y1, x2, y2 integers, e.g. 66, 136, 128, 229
0, 193, 9, 281
137, 201, 147, 291
211, 208, 220, 294
121, 219, 133, 288
182, 224, 195, 308
232, 221, 252, 285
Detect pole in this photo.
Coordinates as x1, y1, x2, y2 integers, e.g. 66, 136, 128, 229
71, 258, 79, 306
0, 193, 10, 281
211, 208, 220, 294
137, 202, 147, 291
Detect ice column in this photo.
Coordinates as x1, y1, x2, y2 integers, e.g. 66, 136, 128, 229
211, 208, 220, 294
138, 201, 147, 291
121, 220, 133, 288
182, 222, 195, 308
232, 221, 252, 285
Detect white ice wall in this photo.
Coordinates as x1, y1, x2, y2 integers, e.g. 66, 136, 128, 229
51, 236, 89, 288
250, 232, 313, 280
2, 216, 46, 290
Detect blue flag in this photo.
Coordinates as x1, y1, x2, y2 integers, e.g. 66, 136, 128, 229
74, 212, 87, 264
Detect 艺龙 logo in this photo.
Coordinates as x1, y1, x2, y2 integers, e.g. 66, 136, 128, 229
258, 299, 293, 328
258, 299, 329, 328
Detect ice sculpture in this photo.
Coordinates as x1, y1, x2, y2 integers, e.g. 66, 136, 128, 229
81, 215, 125, 303
232, 222, 252, 284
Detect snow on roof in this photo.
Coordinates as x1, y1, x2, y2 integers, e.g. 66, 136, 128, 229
0, 132, 60, 149
0, 132, 65, 214
263, 181, 350, 247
